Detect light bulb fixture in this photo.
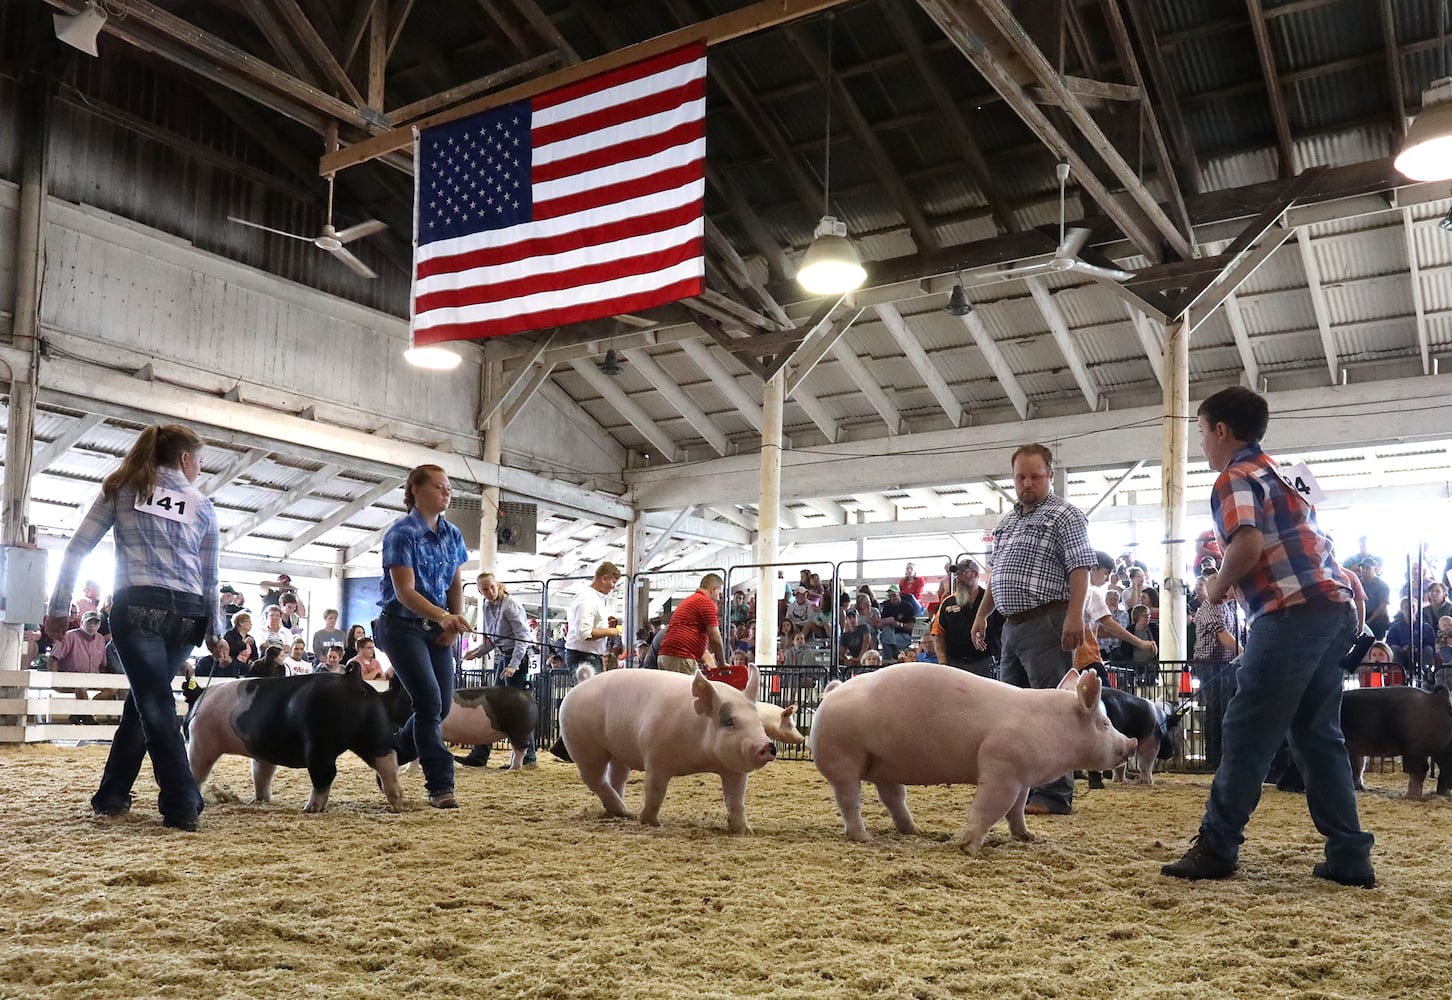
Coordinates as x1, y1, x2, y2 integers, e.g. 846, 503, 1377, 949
1441, 205, 1452, 232
798, 215, 865, 295
943, 269, 973, 316
796, 12, 866, 297
404, 343, 462, 370
53, 0, 109, 57
1397, 78, 1452, 181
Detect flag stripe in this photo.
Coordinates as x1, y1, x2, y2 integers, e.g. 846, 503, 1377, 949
416, 181, 703, 277
533, 115, 703, 182
417, 199, 703, 284
533, 47, 705, 115
417, 236, 704, 314
416, 258, 704, 334
535, 143, 705, 218
416, 277, 705, 345
412, 42, 706, 342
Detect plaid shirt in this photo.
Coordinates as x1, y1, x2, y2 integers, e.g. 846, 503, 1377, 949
49, 466, 222, 634
1210, 444, 1351, 625
379, 509, 468, 615
989, 492, 1095, 616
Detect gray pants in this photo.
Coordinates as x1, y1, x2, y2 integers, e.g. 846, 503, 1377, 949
998, 609, 1074, 811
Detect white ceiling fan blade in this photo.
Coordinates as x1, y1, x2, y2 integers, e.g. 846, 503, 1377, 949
228, 216, 315, 242
332, 219, 388, 244
1063, 259, 1135, 282
329, 246, 378, 279
1056, 227, 1091, 258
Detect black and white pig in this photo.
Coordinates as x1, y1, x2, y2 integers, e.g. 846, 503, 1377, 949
385, 675, 538, 770
1090, 686, 1187, 786
1341, 685, 1452, 797
185, 666, 407, 812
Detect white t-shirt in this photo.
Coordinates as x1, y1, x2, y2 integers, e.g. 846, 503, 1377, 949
567, 586, 610, 655
283, 655, 311, 676
1083, 585, 1111, 635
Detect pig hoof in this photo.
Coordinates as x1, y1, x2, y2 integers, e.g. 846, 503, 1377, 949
728, 822, 754, 835
1012, 830, 1034, 843
845, 829, 873, 843
639, 817, 661, 828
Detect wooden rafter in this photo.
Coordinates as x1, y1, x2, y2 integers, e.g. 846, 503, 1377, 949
1026, 278, 1099, 412
879, 1, 1017, 235
619, 349, 732, 457
787, 23, 940, 253
677, 339, 765, 433
1295, 228, 1339, 385
1245, 0, 1296, 178
1221, 290, 1260, 388
1117, 0, 1200, 197
567, 360, 681, 463
830, 337, 903, 436
1379, 0, 1408, 138
239, 0, 322, 88
1401, 208, 1432, 375
509, 0, 580, 63
268, 0, 366, 107
1098, 0, 1194, 236
958, 311, 1030, 420
917, 0, 1182, 263
474, 0, 533, 59
320, 0, 858, 174
874, 303, 962, 428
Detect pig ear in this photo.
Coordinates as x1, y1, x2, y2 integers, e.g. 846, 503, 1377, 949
1075, 669, 1103, 711
742, 662, 760, 702
779, 704, 796, 727
1056, 669, 1081, 692
691, 670, 717, 716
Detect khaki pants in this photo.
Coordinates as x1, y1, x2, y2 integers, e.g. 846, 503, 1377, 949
657, 655, 701, 674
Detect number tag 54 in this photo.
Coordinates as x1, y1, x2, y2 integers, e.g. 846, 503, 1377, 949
1277, 461, 1326, 506
135, 486, 199, 525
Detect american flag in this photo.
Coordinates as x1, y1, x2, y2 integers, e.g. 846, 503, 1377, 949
411, 44, 707, 344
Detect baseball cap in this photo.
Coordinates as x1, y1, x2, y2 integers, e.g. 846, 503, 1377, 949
794, 585, 806, 593
277, 573, 291, 583
845, 608, 859, 617
952, 559, 980, 572
886, 583, 900, 594
82, 611, 102, 623
220, 585, 239, 595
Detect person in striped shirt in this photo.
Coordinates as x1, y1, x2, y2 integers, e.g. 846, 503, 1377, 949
45, 424, 220, 832
1162, 386, 1373, 887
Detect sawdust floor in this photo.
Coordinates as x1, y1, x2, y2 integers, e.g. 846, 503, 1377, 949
1, 743, 1450, 1000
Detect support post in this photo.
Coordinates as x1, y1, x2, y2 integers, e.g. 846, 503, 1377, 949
1160, 316, 1190, 661
1, 48, 52, 678
478, 360, 503, 569
754, 370, 784, 668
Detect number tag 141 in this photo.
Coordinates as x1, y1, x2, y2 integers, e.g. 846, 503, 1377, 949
135, 486, 198, 525
1277, 461, 1326, 506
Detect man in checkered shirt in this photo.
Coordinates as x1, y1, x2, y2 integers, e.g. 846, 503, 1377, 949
970, 442, 1096, 816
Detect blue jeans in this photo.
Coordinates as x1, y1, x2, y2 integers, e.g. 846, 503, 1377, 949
564, 649, 602, 672
1199, 600, 1372, 868
94, 586, 207, 822
377, 614, 455, 795
998, 609, 1074, 809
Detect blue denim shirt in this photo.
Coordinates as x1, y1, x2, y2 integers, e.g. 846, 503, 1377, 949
379, 509, 468, 618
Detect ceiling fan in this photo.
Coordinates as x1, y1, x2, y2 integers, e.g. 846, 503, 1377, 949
228, 174, 387, 279
953, 163, 1136, 295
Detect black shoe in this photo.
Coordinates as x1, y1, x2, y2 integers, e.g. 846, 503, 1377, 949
163, 815, 200, 832
92, 803, 130, 818
497, 763, 514, 770
1161, 837, 1236, 880
1312, 861, 1376, 888
454, 755, 489, 767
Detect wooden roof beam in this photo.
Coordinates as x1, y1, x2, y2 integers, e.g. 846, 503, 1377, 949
268, 0, 366, 107
917, 0, 1180, 263
786, 24, 940, 252
321, 0, 857, 173
875, 303, 963, 428
880, 1, 1018, 235
1295, 229, 1339, 386
1117, 0, 1200, 198
1246, 0, 1296, 178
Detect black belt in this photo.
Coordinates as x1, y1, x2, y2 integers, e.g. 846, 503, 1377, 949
1005, 600, 1069, 625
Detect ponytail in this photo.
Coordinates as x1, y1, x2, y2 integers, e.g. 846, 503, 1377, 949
101, 424, 202, 501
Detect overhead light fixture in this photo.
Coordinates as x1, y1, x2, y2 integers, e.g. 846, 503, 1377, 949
796, 13, 865, 297
1398, 77, 1452, 182
1442, 204, 1452, 232
596, 349, 625, 376
53, 1, 109, 57
943, 269, 973, 316
403, 341, 462, 370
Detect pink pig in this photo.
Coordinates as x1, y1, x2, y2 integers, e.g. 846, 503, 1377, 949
559, 668, 777, 832
810, 663, 1136, 853
758, 702, 805, 745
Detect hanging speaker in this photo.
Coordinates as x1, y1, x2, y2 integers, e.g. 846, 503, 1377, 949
54, 2, 108, 57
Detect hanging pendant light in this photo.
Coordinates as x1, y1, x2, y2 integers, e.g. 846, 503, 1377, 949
943, 269, 973, 316
797, 13, 865, 296
1397, 6, 1452, 182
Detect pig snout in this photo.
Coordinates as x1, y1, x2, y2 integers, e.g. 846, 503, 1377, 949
758, 740, 777, 764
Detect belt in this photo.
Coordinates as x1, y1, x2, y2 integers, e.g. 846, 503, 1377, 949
1005, 600, 1069, 625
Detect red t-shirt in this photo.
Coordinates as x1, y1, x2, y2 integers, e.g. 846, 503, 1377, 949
658, 590, 719, 660
899, 575, 925, 599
